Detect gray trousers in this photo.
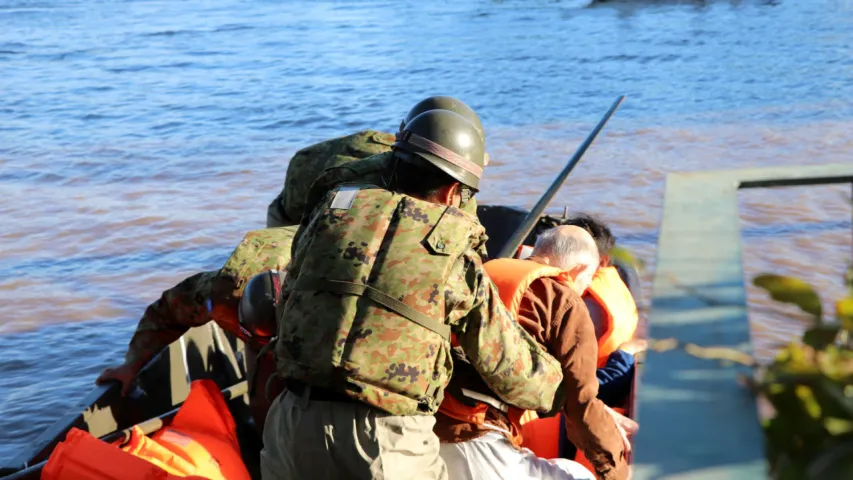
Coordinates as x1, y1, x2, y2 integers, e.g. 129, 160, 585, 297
261, 387, 448, 480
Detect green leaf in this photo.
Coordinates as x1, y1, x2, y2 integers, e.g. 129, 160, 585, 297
754, 274, 823, 320
811, 378, 853, 423
796, 385, 823, 420
803, 325, 841, 350
837, 296, 853, 331
824, 418, 853, 436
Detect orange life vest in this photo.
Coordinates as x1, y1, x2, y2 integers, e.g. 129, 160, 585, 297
517, 412, 562, 459
585, 266, 639, 368
43, 380, 251, 480
438, 258, 571, 446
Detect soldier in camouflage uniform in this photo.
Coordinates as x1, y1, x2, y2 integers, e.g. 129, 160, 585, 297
265, 96, 485, 230
95, 96, 489, 432
260, 109, 564, 480
95, 226, 297, 429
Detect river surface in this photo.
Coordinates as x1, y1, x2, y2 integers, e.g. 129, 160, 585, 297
1, 0, 852, 464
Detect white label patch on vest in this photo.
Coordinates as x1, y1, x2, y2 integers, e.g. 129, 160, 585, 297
330, 186, 360, 210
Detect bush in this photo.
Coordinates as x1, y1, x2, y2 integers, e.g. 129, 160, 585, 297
751, 265, 853, 479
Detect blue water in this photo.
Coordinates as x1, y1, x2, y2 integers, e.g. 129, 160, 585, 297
2, 0, 852, 464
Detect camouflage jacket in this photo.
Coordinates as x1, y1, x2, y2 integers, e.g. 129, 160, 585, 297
265, 130, 478, 229
290, 151, 479, 260
266, 130, 397, 228
275, 185, 562, 416
124, 227, 297, 366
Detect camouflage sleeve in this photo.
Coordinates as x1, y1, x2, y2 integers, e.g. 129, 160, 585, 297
124, 271, 219, 366
452, 254, 564, 412
266, 191, 291, 228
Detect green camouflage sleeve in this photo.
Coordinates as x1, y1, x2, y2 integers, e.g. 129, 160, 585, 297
451, 253, 564, 412
266, 191, 291, 228
124, 271, 219, 366
267, 131, 395, 230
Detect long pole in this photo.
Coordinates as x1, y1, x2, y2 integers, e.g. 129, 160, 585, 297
496, 95, 626, 259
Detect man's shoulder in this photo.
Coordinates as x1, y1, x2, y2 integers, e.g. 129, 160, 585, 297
232, 227, 298, 263
309, 152, 395, 204
322, 150, 394, 178
217, 227, 297, 297
295, 130, 394, 158
238, 226, 298, 244
529, 274, 584, 306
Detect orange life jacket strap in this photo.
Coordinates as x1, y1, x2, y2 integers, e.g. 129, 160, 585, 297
519, 415, 563, 459
438, 391, 489, 426
439, 391, 527, 447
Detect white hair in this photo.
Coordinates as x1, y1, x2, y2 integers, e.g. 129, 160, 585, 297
532, 225, 600, 271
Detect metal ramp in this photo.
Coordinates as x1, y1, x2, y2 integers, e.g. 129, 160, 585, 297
633, 163, 853, 479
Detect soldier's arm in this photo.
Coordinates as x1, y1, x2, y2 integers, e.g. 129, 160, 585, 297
124, 271, 219, 366
266, 191, 290, 228
453, 256, 564, 412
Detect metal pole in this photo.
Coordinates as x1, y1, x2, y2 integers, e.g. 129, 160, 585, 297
496, 95, 626, 259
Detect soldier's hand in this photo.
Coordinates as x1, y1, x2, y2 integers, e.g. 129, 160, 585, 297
95, 362, 141, 396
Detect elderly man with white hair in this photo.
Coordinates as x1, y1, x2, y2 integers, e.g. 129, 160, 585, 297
435, 226, 631, 480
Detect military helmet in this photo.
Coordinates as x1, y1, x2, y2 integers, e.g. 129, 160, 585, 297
237, 270, 283, 345
393, 109, 486, 191
402, 96, 485, 143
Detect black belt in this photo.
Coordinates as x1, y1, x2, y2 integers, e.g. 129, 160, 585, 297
287, 380, 357, 404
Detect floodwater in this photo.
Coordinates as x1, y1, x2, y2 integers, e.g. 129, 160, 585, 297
1, 0, 852, 463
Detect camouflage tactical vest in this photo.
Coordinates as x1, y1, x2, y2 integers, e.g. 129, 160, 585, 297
276, 185, 486, 416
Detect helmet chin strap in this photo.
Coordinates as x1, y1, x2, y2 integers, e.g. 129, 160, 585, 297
384, 151, 406, 191
460, 186, 472, 204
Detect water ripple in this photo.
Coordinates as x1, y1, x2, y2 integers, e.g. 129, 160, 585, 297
2, 0, 853, 465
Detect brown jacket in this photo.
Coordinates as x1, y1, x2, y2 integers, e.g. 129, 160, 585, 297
434, 256, 628, 480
